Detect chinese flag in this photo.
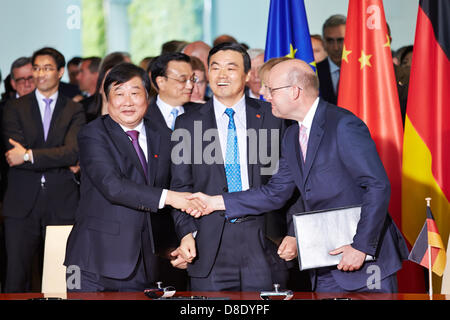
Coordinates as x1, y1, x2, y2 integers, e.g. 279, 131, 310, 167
338, 0, 425, 292
402, 0, 450, 292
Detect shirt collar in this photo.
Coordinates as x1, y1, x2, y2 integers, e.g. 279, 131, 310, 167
156, 95, 184, 118
119, 119, 145, 136
328, 57, 340, 73
213, 94, 246, 117
35, 89, 58, 105
298, 97, 320, 130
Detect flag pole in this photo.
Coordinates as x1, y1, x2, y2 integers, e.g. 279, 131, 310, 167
426, 197, 433, 300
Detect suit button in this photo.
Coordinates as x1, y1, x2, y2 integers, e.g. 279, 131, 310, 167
223, 187, 228, 192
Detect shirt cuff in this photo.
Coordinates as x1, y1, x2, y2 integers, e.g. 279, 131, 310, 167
159, 189, 168, 209
29, 149, 34, 164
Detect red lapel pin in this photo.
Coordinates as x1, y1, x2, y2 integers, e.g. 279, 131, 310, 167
154, 154, 158, 158
256, 114, 261, 118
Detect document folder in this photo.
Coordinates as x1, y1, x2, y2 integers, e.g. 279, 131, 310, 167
293, 205, 374, 270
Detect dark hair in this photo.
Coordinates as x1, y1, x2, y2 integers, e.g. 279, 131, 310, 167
32, 47, 66, 70
149, 52, 191, 90
67, 56, 82, 67
83, 56, 101, 73
400, 45, 414, 65
10, 57, 32, 79
103, 63, 150, 100
207, 42, 251, 74
322, 14, 346, 36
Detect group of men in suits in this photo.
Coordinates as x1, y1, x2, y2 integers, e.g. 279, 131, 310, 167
1, 33, 409, 293
183, 59, 410, 293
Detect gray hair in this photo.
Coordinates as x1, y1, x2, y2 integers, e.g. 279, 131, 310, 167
10, 57, 32, 79
322, 14, 346, 36
247, 48, 264, 60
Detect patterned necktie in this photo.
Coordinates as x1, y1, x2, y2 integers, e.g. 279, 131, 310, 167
170, 108, 179, 130
126, 130, 148, 179
224, 108, 242, 193
43, 98, 53, 141
224, 108, 242, 223
299, 124, 308, 162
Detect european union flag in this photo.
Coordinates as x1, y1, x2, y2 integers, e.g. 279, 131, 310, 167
264, 0, 316, 72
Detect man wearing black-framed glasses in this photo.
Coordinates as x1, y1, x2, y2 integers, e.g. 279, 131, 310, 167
10, 57, 35, 98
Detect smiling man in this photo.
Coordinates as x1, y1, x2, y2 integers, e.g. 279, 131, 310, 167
148, 53, 195, 131
2, 47, 86, 292
169, 42, 298, 292
63, 63, 203, 292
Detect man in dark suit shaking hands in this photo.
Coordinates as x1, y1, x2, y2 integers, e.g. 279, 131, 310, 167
64, 63, 203, 292
169, 43, 297, 291
187, 59, 410, 293
2, 47, 86, 292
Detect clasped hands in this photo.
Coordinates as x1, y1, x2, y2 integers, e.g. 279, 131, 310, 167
170, 192, 366, 272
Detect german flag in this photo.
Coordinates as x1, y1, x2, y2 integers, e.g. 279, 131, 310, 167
402, 0, 450, 290
409, 206, 447, 276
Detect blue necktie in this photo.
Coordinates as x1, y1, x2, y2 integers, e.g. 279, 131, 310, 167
170, 108, 179, 130
224, 108, 242, 222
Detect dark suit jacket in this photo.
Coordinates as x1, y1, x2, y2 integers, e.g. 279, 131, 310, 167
317, 59, 337, 105
64, 115, 173, 280
223, 99, 409, 291
1, 90, 85, 221
170, 96, 294, 278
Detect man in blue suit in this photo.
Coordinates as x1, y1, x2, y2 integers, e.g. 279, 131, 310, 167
64, 63, 203, 292
186, 59, 409, 293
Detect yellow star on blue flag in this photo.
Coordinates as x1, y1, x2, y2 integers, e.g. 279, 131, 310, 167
265, 0, 315, 73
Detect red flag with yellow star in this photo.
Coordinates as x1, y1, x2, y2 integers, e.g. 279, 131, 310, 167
337, 0, 425, 292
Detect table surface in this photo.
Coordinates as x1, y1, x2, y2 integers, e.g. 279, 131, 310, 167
0, 291, 448, 300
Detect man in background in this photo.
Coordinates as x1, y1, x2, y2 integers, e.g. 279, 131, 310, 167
316, 14, 346, 104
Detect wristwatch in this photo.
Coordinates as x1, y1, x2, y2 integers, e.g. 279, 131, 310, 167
23, 150, 30, 162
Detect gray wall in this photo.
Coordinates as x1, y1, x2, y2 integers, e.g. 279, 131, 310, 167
0, 0, 82, 87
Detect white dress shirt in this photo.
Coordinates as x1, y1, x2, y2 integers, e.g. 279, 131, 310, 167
213, 95, 250, 191
297, 97, 320, 149
34, 90, 59, 180
35, 89, 58, 125
119, 120, 167, 209
156, 95, 185, 129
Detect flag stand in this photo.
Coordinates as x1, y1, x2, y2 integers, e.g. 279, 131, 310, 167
426, 197, 432, 300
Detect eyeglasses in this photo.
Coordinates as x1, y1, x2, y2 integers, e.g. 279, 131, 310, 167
164, 75, 197, 85
32, 66, 57, 73
14, 76, 34, 85
267, 85, 302, 96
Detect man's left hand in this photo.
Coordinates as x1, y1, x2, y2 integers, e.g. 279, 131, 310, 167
329, 244, 366, 272
5, 138, 27, 167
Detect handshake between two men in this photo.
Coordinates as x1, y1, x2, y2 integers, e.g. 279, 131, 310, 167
167, 192, 299, 270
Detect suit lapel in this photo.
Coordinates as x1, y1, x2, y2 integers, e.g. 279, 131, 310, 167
144, 118, 160, 186
29, 93, 45, 144
103, 116, 148, 181
302, 101, 326, 183
146, 99, 168, 129
288, 122, 305, 187
245, 97, 264, 188
45, 93, 65, 145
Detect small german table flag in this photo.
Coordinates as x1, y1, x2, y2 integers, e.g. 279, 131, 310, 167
408, 198, 447, 277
